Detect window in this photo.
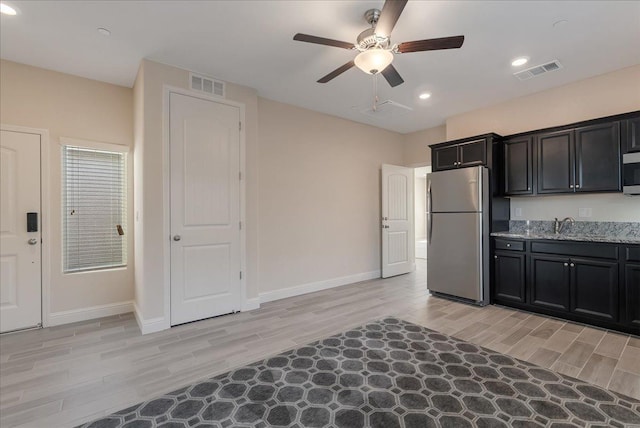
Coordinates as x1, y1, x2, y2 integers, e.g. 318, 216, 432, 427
62, 145, 127, 272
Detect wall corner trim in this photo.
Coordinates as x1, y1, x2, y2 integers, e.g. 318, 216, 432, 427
241, 297, 260, 312
134, 303, 170, 335
259, 270, 381, 304
48, 300, 133, 327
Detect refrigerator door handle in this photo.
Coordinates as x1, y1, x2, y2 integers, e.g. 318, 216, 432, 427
427, 180, 433, 245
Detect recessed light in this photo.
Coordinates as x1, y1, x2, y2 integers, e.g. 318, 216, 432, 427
419, 92, 431, 100
97, 27, 111, 36
0, 3, 17, 15
511, 57, 529, 67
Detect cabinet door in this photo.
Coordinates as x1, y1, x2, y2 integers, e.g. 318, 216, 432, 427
494, 252, 526, 303
575, 122, 621, 192
504, 137, 533, 195
625, 264, 640, 328
537, 130, 575, 194
433, 145, 459, 171
570, 258, 618, 322
530, 255, 570, 311
625, 117, 640, 153
458, 139, 486, 167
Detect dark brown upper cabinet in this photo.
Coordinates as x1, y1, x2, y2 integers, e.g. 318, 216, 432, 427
504, 136, 533, 195
536, 130, 575, 194
433, 138, 486, 171
625, 116, 640, 153
534, 122, 621, 195
575, 122, 621, 192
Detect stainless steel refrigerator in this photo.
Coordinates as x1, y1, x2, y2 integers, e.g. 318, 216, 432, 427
426, 166, 490, 305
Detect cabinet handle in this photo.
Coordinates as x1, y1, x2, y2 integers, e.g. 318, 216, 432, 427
506, 243, 511, 247
575, 184, 580, 189
570, 263, 575, 267
564, 262, 568, 266
569, 185, 574, 189
494, 255, 498, 259
527, 187, 531, 191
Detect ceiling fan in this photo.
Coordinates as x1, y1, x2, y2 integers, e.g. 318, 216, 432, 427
293, 0, 464, 87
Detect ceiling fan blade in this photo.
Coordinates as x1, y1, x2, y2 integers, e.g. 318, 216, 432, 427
294, 33, 355, 50
317, 61, 356, 83
375, 0, 408, 38
381, 64, 404, 87
397, 35, 465, 53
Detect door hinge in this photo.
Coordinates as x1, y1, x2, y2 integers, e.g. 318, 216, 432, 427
239, 171, 242, 180
239, 221, 242, 230
240, 271, 243, 279
239, 121, 242, 131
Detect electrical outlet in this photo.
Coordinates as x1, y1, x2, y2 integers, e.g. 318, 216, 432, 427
578, 208, 592, 218
514, 208, 522, 217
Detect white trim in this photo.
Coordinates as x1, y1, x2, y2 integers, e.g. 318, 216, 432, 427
134, 303, 170, 335
0, 124, 51, 328
259, 270, 381, 304
241, 297, 260, 312
48, 300, 133, 327
59, 137, 130, 153
162, 85, 247, 327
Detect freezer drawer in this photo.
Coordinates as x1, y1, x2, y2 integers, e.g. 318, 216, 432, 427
427, 212, 483, 302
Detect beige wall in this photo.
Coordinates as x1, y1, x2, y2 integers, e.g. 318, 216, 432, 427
445, 64, 640, 223
403, 125, 446, 167
0, 59, 134, 314
134, 60, 260, 321
257, 98, 404, 294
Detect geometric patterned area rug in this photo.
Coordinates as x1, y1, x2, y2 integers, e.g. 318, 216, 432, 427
78, 317, 640, 428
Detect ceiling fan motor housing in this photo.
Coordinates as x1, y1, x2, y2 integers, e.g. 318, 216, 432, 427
357, 28, 390, 51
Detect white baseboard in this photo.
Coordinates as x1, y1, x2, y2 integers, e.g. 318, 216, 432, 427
47, 301, 133, 327
134, 303, 170, 335
241, 297, 260, 312
259, 270, 381, 304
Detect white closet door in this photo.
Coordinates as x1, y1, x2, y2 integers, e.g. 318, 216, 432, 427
169, 93, 241, 325
381, 164, 414, 278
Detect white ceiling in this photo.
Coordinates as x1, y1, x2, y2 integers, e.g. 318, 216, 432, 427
1, 1, 639, 133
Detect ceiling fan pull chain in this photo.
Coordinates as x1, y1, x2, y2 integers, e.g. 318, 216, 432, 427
373, 74, 379, 111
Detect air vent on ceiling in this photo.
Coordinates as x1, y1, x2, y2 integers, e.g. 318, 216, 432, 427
190, 72, 225, 97
513, 60, 563, 81
356, 100, 413, 118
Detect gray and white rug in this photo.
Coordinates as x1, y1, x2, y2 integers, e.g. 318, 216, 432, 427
79, 318, 640, 427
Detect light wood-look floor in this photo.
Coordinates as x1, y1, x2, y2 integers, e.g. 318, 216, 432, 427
1, 261, 638, 427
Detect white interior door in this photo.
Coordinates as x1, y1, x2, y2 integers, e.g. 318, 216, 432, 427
1, 130, 42, 333
170, 92, 241, 326
381, 164, 414, 278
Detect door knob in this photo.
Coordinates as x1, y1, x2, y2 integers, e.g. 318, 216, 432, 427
173, 235, 181, 241
28, 238, 38, 245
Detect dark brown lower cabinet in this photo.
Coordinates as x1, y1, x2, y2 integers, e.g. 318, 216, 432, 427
494, 252, 526, 303
625, 264, 640, 328
570, 258, 618, 321
491, 238, 638, 335
530, 255, 571, 311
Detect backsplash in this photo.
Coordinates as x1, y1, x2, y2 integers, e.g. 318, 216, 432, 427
509, 220, 640, 238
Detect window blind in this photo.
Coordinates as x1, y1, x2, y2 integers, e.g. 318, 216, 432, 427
62, 146, 127, 272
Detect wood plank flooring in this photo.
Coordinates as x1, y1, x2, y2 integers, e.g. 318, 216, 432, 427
1, 261, 638, 427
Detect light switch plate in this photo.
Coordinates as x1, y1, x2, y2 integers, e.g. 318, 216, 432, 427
578, 208, 592, 218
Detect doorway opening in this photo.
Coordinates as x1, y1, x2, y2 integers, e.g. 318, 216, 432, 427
414, 166, 431, 263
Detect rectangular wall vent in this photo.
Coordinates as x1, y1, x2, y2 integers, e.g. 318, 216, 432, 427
514, 60, 563, 81
190, 72, 225, 98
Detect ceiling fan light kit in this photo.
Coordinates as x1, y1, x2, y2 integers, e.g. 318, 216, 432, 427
293, 0, 464, 88
354, 49, 394, 75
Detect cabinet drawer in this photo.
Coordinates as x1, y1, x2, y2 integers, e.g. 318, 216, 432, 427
531, 241, 618, 260
495, 239, 524, 251
626, 246, 640, 262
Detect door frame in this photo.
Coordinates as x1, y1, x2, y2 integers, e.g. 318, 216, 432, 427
162, 86, 247, 326
0, 124, 51, 328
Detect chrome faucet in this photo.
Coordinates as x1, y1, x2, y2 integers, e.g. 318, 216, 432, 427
554, 217, 575, 234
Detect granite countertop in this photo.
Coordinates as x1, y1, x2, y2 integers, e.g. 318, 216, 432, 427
491, 221, 640, 244
490, 231, 640, 244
